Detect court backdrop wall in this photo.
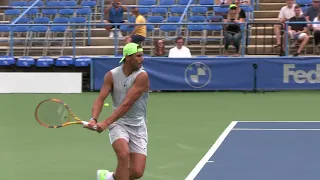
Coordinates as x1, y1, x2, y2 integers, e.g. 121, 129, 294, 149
0, 73, 82, 93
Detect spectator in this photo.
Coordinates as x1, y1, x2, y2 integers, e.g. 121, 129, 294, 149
216, 0, 231, 5
103, 0, 127, 38
168, 37, 192, 58
312, 12, 320, 53
223, 4, 246, 56
151, 39, 168, 57
288, 5, 309, 56
274, 0, 302, 53
305, 0, 320, 31
240, 0, 250, 5
124, 7, 146, 44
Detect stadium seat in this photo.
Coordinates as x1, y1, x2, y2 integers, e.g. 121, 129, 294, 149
151, 8, 168, 15
62, 1, 77, 6
10, 1, 27, 6
171, 7, 185, 15
27, 1, 44, 6
139, 8, 150, 15
56, 56, 74, 66
139, 0, 157, 5
75, 56, 91, 67
199, 0, 214, 5
16, 56, 35, 67
179, 0, 195, 5
296, 0, 312, 5
36, 57, 54, 67
159, 0, 175, 5
47, 1, 63, 6
0, 56, 15, 66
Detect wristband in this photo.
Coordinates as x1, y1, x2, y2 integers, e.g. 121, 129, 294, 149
90, 117, 98, 122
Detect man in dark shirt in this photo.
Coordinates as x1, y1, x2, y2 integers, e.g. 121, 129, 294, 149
288, 5, 310, 56
305, 0, 320, 30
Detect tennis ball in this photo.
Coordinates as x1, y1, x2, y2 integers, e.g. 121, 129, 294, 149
104, 103, 109, 107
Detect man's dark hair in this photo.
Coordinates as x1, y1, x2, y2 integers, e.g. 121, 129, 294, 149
295, 4, 300, 9
175, 36, 184, 42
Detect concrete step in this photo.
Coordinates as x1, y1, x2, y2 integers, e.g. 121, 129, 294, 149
254, 18, 279, 23
254, 10, 280, 19
250, 26, 274, 35
258, 3, 285, 11
246, 45, 315, 55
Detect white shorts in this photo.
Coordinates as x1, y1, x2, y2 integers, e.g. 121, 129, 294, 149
289, 31, 307, 40
108, 122, 148, 156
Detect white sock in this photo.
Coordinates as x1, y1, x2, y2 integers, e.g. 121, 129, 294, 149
106, 172, 115, 180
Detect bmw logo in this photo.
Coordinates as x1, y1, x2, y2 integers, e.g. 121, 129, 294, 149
184, 62, 211, 88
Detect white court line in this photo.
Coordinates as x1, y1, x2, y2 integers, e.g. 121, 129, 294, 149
185, 121, 238, 180
207, 161, 214, 163
233, 128, 320, 131
236, 121, 320, 122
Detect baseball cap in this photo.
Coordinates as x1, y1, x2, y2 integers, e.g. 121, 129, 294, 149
119, 43, 143, 63
229, 4, 237, 9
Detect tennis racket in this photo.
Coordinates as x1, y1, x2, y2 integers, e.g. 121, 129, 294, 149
34, 98, 90, 128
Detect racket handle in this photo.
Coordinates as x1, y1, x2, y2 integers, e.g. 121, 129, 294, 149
82, 121, 89, 126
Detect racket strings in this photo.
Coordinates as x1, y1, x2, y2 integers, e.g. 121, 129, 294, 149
36, 100, 70, 126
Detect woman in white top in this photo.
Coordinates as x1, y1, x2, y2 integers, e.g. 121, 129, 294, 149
312, 12, 320, 52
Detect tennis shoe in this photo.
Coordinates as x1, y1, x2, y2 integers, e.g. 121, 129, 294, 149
96, 169, 110, 180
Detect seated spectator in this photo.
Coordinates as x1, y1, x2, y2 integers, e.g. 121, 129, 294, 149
312, 12, 320, 53
168, 37, 192, 58
217, 0, 231, 5
124, 7, 146, 44
223, 4, 246, 56
288, 5, 309, 56
240, 0, 250, 5
274, 0, 302, 55
103, 0, 127, 38
151, 39, 168, 57
305, 0, 320, 31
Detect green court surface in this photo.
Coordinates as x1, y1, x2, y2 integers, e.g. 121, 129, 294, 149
1, 91, 320, 180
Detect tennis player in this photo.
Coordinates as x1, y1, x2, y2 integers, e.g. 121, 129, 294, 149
84, 42, 149, 180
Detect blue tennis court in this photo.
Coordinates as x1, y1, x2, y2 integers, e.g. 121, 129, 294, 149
186, 121, 320, 180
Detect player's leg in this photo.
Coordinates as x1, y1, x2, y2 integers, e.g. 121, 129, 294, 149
128, 124, 148, 179
96, 123, 130, 180
113, 138, 130, 180
129, 153, 147, 179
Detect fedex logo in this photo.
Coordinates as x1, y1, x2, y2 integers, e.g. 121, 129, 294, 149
283, 64, 320, 83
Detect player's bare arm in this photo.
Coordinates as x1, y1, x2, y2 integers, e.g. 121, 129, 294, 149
95, 72, 149, 133
90, 71, 113, 123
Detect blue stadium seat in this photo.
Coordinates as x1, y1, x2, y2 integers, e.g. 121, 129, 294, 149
53, 17, 69, 24
4, 9, 20, 16
62, 1, 77, 6
139, 0, 157, 5
27, 1, 44, 6
10, 1, 27, 6
47, 1, 63, 6
139, 8, 150, 15
75, 56, 91, 67
214, 6, 229, 14
36, 57, 54, 67
199, 0, 214, 5
42, 9, 58, 16
296, 0, 312, 5
191, 7, 208, 14
151, 8, 168, 15
179, 0, 195, 5
147, 16, 164, 23
25, 8, 39, 16
33, 17, 50, 24
167, 16, 181, 22
11, 17, 30, 24
171, 7, 185, 14
56, 56, 74, 66
189, 16, 206, 22
59, 9, 75, 16
16, 56, 35, 67
76, 8, 92, 16
0, 56, 15, 66
81, 0, 97, 7
160, 0, 175, 5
